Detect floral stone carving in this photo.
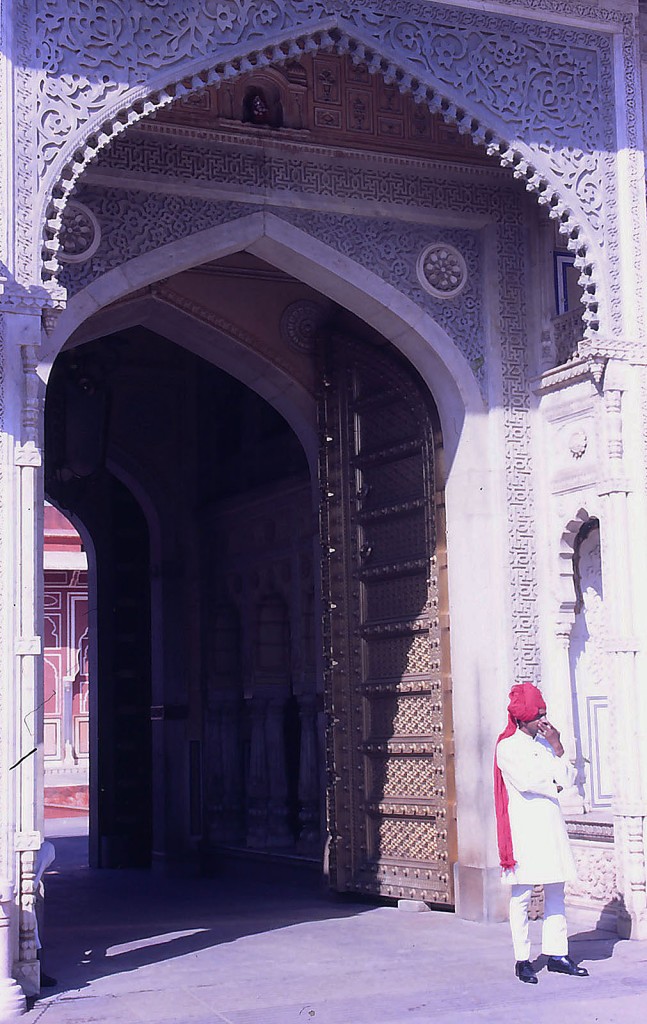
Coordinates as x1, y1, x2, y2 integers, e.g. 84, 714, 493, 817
58, 201, 101, 264
417, 244, 467, 300
280, 300, 328, 354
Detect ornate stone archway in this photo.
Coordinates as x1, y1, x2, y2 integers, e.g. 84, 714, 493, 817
9, 0, 645, 341
3, 3, 647, 1010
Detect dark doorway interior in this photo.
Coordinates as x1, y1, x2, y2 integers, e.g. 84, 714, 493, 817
44, 327, 316, 870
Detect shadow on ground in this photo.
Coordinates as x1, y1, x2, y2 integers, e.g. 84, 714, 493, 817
37, 835, 373, 1003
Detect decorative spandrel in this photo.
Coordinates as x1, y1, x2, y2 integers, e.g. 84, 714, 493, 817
319, 331, 455, 905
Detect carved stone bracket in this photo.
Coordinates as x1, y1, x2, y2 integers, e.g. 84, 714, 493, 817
0, 280, 51, 317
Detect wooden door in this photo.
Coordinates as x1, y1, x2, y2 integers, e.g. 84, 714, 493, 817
320, 332, 455, 904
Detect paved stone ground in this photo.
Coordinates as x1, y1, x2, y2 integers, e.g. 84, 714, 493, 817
22, 837, 647, 1024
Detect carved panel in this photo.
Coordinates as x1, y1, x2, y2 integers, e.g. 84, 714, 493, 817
372, 817, 448, 864
377, 756, 441, 800
356, 399, 418, 454
154, 52, 483, 162
496, 211, 538, 679
320, 330, 455, 904
367, 633, 431, 680
26, 1, 617, 183
360, 510, 427, 567
364, 574, 429, 622
370, 694, 440, 738
566, 842, 620, 908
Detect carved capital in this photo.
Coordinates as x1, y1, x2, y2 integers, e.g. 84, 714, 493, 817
15, 441, 42, 467
42, 305, 65, 336
15, 636, 42, 656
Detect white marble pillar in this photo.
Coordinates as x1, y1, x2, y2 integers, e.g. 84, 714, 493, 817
598, 362, 647, 939
62, 676, 76, 766
0, 297, 50, 1002
14, 332, 46, 992
553, 628, 584, 815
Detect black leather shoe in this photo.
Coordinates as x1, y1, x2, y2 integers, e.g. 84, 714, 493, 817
515, 960, 538, 984
547, 955, 588, 977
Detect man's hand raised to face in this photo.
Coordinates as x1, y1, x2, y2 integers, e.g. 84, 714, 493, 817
537, 719, 564, 757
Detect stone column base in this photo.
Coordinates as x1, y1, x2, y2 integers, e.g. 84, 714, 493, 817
454, 864, 508, 923
0, 978, 26, 1017
14, 959, 39, 998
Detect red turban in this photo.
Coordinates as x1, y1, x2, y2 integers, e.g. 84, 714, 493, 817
493, 682, 545, 870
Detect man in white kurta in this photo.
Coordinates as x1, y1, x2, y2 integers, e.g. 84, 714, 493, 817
494, 682, 588, 983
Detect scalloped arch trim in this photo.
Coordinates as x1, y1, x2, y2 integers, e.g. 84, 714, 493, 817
42, 24, 598, 335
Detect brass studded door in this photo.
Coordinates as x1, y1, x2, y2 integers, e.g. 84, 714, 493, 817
319, 332, 456, 905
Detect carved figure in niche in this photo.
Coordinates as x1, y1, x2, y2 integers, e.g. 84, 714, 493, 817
242, 87, 283, 128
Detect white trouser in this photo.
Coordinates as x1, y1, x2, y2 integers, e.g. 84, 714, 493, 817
509, 882, 568, 962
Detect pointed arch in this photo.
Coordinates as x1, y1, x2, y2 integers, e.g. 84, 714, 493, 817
40, 211, 480, 473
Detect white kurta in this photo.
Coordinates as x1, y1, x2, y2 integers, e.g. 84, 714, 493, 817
496, 729, 577, 885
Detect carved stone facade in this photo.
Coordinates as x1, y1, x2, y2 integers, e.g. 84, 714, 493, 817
17, 0, 642, 342
2, 0, 647, 1012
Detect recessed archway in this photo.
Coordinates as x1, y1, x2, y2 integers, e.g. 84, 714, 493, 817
41, 212, 481, 469
44, 313, 319, 869
41, 212, 505, 906
40, 243, 469, 905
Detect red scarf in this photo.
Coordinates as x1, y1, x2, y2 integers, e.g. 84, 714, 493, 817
493, 682, 545, 870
